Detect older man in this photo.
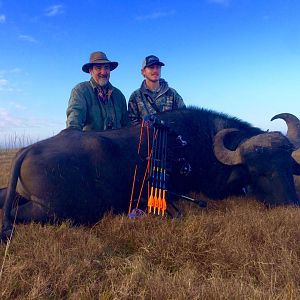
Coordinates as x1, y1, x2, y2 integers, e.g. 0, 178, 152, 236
66, 51, 128, 131
128, 55, 186, 125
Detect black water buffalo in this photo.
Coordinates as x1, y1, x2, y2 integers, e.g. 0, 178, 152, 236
1, 107, 300, 240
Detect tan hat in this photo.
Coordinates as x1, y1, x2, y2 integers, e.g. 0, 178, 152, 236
82, 51, 118, 73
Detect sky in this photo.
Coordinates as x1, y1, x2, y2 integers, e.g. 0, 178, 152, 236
0, 0, 299, 146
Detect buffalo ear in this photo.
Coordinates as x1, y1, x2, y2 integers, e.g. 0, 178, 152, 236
293, 148, 300, 175
292, 160, 300, 175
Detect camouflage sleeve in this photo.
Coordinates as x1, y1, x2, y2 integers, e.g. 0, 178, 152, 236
128, 91, 141, 126
173, 90, 186, 109
66, 86, 87, 130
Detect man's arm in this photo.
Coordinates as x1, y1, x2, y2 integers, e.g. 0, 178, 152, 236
173, 90, 186, 109
128, 91, 141, 126
66, 87, 87, 130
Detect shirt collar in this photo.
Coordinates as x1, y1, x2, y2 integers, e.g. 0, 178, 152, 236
90, 78, 113, 91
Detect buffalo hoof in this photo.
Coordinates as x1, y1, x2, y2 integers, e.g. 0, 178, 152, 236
0, 226, 14, 243
197, 200, 207, 208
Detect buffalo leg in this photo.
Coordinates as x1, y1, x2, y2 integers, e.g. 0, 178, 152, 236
1, 201, 52, 242
0, 188, 7, 208
0, 188, 29, 209
10, 201, 51, 223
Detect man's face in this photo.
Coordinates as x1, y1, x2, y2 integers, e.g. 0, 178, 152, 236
90, 64, 110, 86
142, 64, 161, 82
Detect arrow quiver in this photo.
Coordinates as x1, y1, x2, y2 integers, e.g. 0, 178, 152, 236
147, 120, 168, 216
128, 115, 207, 218
128, 116, 169, 217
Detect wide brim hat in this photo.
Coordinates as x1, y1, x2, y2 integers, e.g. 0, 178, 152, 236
82, 51, 118, 73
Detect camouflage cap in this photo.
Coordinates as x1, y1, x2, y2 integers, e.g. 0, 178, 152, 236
142, 55, 165, 69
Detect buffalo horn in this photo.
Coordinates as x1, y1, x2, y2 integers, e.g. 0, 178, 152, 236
271, 113, 300, 163
271, 113, 300, 147
213, 128, 242, 165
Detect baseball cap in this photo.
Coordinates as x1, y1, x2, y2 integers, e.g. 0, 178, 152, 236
142, 55, 165, 69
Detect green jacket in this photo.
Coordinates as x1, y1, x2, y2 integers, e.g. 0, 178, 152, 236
128, 79, 186, 125
66, 79, 128, 131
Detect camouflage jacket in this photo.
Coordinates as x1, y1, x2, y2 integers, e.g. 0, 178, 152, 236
128, 79, 186, 125
66, 79, 128, 131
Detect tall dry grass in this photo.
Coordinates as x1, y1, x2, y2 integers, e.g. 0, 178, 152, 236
0, 149, 18, 187
0, 149, 300, 299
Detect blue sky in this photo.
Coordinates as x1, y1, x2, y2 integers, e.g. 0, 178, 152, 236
0, 0, 299, 145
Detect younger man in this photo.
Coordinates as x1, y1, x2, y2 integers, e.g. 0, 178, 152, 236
128, 55, 185, 125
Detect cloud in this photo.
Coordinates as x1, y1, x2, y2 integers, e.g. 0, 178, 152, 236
208, 0, 230, 6
8, 101, 27, 110
0, 108, 23, 127
0, 107, 59, 129
45, 4, 64, 17
0, 68, 22, 76
10, 67, 22, 74
0, 14, 5, 23
18, 34, 38, 43
0, 108, 48, 146
136, 10, 175, 21
0, 79, 9, 91
0, 105, 64, 145
0, 69, 24, 93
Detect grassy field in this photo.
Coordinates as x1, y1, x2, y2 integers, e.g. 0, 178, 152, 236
1, 149, 300, 299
